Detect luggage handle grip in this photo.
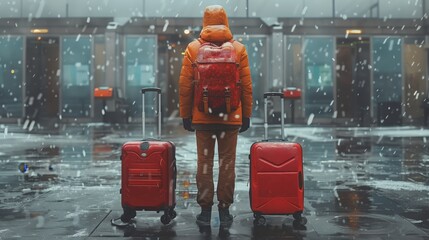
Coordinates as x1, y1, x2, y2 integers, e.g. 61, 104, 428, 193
141, 87, 162, 139
264, 92, 284, 98
264, 91, 285, 140
298, 171, 303, 190
141, 87, 161, 94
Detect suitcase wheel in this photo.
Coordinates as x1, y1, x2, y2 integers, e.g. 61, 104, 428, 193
169, 209, 177, 220
253, 214, 266, 226
292, 213, 307, 225
301, 217, 307, 225
160, 214, 171, 225
292, 212, 300, 220
293, 217, 308, 228
160, 208, 176, 225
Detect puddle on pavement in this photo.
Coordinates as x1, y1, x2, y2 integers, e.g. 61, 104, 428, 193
334, 189, 372, 211
329, 214, 394, 232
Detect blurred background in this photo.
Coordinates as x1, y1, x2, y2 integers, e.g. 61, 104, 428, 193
0, 0, 427, 128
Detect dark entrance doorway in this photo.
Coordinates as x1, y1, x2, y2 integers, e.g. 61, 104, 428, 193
25, 37, 60, 126
336, 37, 371, 126
158, 34, 192, 121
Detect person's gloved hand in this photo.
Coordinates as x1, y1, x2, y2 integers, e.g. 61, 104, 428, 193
182, 118, 195, 132
239, 117, 250, 133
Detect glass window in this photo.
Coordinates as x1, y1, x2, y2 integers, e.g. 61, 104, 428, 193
286, 36, 303, 88
0, 36, 23, 118
303, 37, 334, 117
93, 36, 106, 88
335, 0, 379, 18
403, 38, 426, 123
236, 36, 268, 118
61, 36, 92, 118
250, 0, 332, 18
125, 36, 157, 118
427, 1, 429, 17
372, 37, 403, 121
285, 36, 304, 120
379, 0, 423, 19
145, 1, 246, 17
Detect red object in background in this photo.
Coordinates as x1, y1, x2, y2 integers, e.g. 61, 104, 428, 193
283, 87, 301, 99
94, 87, 113, 98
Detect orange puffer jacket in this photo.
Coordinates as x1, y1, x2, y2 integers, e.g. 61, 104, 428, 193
179, 5, 252, 127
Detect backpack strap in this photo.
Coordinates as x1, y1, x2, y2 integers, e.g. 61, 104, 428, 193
198, 38, 234, 46
225, 87, 231, 113
203, 87, 209, 114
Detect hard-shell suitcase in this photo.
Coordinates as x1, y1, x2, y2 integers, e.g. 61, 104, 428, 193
249, 92, 306, 226
113, 87, 176, 226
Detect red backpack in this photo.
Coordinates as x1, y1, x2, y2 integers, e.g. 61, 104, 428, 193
193, 40, 241, 115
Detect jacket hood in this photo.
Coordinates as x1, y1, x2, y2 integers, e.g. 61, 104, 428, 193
203, 5, 229, 27
200, 5, 233, 43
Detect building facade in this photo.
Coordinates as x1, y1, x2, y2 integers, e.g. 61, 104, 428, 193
0, 0, 427, 126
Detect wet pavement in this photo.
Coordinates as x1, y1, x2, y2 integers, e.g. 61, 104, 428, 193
0, 122, 428, 239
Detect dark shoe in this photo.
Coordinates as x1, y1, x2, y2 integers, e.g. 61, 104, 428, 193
119, 206, 136, 223
198, 224, 212, 235
219, 207, 233, 226
111, 217, 131, 227
219, 224, 231, 238
196, 207, 211, 226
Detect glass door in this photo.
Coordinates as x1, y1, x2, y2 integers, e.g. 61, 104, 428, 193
236, 36, 268, 119
124, 36, 157, 119
61, 36, 92, 118
25, 37, 60, 124
303, 37, 334, 118
336, 37, 371, 126
372, 37, 403, 126
0, 36, 23, 119
403, 37, 427, 125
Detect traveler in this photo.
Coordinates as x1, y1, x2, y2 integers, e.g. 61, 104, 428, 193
178, 5, 253, 226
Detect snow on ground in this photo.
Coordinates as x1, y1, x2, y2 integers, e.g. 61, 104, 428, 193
365, 180, 429, 191
269, 126, 429, 141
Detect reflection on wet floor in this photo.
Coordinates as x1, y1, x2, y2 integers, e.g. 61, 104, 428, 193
330, 214, 393, 232
336, 138, 372, 155
0, 124, 428, 239
92, 143, 119, 161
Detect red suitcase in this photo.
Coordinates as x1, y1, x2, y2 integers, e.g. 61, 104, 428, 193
249, 92, 306, 226
113, 87, 176, 226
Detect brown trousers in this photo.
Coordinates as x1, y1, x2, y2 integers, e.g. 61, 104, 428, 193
195, 129, 239, 209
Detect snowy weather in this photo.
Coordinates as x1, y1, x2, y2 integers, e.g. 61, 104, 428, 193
0, 0, 428, 239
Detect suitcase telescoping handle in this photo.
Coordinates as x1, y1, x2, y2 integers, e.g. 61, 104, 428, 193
263, 92, 285, 140
141, 87, 162, 139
